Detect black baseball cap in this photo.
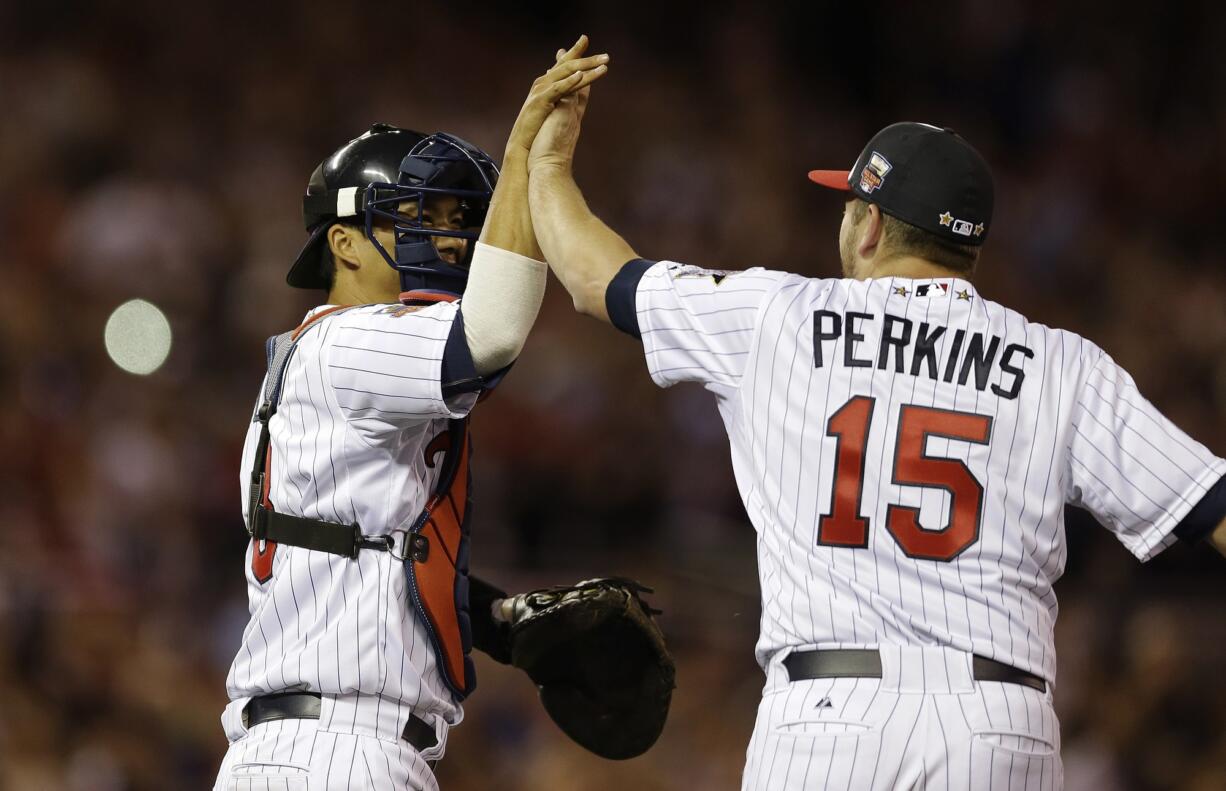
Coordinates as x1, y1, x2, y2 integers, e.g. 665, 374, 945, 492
808, 122, 994, 245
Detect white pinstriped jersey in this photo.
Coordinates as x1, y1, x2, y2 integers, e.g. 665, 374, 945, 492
627, 261, 1225, 684
227, 302, 478, 726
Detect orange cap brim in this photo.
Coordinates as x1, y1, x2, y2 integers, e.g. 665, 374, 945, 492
807, 170, 852, 191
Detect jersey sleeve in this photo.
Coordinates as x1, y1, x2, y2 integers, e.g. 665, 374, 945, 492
323, 302, 480, 425
1065, 349, 1226, 560
605, 259, 790, 391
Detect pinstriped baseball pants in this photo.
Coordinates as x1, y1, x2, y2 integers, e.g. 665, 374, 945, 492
212, 694, 445, 791
742, 646, 1062, 791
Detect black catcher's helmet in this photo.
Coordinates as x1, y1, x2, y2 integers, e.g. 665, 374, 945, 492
288, 124, 499, 295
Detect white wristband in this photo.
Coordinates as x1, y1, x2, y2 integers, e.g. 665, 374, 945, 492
462, 242, 548, 375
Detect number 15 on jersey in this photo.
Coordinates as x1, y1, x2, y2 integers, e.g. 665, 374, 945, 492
819, 396, 993, 562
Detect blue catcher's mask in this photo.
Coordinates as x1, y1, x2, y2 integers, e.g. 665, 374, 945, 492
363, 133, 499, 297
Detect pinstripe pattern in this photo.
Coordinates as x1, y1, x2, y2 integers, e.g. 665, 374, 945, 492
635, 263, 1224, 680
1066, 354, 1219, 559
742, 650, 1060, 790
220, 302, 476, 786
213, 701, 439, 790
631, 261, 1225, 789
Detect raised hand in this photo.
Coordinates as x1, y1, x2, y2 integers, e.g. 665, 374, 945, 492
480, 36, 607, 259
526, 34, 638, 322
505, 35, 608, 162
526, 41, 603, 175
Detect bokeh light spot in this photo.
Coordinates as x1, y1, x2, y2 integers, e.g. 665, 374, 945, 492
104, 299, 173, 375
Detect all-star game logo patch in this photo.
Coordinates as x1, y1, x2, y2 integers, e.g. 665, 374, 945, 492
380, 304, 425, 317
669, 263, 736, 285
858, 151, 893, 194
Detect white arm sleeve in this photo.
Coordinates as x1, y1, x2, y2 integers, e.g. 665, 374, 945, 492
461, 241, 547, 375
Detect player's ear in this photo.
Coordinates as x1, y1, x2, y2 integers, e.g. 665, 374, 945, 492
327, 224, 363, 272
857, 203, 885, 260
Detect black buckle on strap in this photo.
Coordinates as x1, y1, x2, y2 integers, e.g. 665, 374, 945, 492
357, 534, 395, 553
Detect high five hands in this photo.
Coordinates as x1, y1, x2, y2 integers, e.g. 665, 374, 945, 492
480, 35, 607, 259
514, 35, 637, 324
507, 35, 608, 170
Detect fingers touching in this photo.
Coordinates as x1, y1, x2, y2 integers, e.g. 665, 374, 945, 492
559, 34, 588, 63
505, 36, 608, 158
544, 62, 607, 102
539, 38, 609, 99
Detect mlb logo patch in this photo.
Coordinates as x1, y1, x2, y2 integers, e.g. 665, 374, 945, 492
858, 152, 893, 194
940, 212, 986, 239
915, 282, 949, 298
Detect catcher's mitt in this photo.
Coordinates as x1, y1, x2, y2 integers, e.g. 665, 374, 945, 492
474, 576, 675, 760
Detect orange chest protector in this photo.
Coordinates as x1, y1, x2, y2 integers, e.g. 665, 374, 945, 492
402, 418, 477, 700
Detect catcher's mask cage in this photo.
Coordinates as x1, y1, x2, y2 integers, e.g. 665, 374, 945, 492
366, 133, 499, 295
294, 128, 499, 295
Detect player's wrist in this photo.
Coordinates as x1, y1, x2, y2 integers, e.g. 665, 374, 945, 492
502, 144, 530, 166
528, 159, 573, 181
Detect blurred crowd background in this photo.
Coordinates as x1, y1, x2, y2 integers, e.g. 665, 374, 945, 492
1, 1, 1223, 789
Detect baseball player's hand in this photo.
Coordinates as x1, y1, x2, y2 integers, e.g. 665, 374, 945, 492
504, 35, 608, 164
480, 36, 606, 260
526, 39, 603, 175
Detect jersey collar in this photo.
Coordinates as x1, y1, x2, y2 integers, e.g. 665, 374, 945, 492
399, 289, 460, 305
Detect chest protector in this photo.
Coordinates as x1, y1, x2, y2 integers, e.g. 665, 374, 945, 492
402, 418, 476, 700
248, 307, 477, 701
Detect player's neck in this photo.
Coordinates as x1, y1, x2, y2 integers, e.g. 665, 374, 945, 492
326, 279, 398, 308
864, 255, 968, 282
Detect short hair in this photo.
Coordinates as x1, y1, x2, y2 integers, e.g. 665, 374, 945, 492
850, 199, 980, 275
318, 244, 336, 290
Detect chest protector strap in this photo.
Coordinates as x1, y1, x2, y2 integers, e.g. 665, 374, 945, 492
404, 417, 476, 701
247, 307, 394, 563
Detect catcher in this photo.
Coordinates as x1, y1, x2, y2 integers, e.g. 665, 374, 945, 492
213, 38, 672, 791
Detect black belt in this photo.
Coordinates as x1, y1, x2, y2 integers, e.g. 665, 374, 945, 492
783, 649, 1047, 693
243, 692, 439, 754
